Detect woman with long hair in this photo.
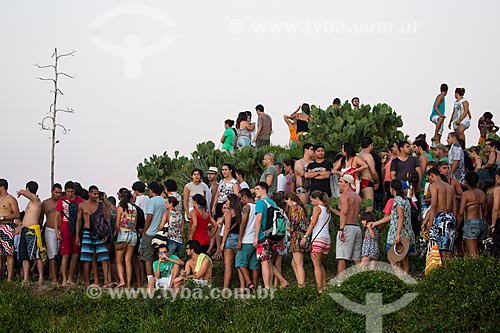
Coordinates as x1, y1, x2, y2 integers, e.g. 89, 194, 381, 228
457, 172, 487, 257
467, 146, 483, 172
290, 103, 314, 136
301, 190, 331, 293
333, 142, 368, 193
189, 194, 217, 253
285, 192, 309, 287
210, 163, 240, 258
386, 180, 415, 273
448, 87, 472, 143
114, 189, 138, 289
221, 194, 243, 289
235, 112, 254, 149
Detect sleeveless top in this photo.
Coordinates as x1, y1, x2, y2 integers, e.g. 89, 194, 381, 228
185, 182, 206, 211
452, 97, 470, 123
237, 126, 251, 139
296, 119, 308, 133
228, 215, 240, 235
312, 205, 330, 239
217, 179, 238, 203
289, 125, 299, 142
430, 96, 445, 120
166, 209, 183, 243
195, 253, 212, 273
119, 203, 137, 231
192, 208, 210, 245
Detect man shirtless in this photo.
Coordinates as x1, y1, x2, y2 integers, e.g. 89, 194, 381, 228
40, 183, 62, 284
334, 174, 362, 277
294, 143, 315, 204
17, 181, 43, 285
173, 240, 212, 290
0, 178, 21, 282
358, 137, 380, 211
424, 167, 457, 261
76, 185, 110, 286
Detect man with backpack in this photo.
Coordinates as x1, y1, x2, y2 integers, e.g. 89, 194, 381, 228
76, 185, 111, 286
55, 181, 83, 286
253, 182, 284, 289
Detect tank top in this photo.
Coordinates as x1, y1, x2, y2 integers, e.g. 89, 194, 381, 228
430, 96, 445, 120
289, 125, 298, 142
452, 97, 470, 123
237, 126, 251, 139
228, 215, 240, 235
192, 208, 210, 245
312, 205, 330, 239
296, 119, 308, 133
185, 182, 206, 211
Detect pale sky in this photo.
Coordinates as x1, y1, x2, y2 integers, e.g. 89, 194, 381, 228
2, 0, 499, 206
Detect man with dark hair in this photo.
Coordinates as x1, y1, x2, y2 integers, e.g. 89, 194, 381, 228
390, 141, 422, 183
173, 240, 213, 289
0, 179, 20, 282
253, 104, 272, 147
304, 144, 333, 197
358, 137, 379, 211
235, 188, 259, 289
429, 83, 448, 145
447, 132, 465, 184
132, 181, 148, 213
76, 185, 110, 286
17, 181, 44, 285
478, 111, 499, 144
147, 243, 183, 294
332, 98, 341, 109
294, 143, 315, 204
55, 181, 83, 286
423, 167, 457, 261
41, 183, 62, 284
235, 169, 249, 190
141, 181, 166, 284
351, 97, 360, 110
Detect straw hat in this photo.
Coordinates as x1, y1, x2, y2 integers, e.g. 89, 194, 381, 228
387, 236, 410, 263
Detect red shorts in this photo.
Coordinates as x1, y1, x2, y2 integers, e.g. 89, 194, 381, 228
59, 221, 80, 256
256, 239, 277, 261
360, 179, 374, 189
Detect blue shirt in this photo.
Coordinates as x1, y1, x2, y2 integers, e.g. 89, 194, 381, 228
146, 196, 166, 236
255, 197, 277, 241
430, 96, 445, 120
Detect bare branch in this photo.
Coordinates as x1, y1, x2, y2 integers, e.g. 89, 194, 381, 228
56, 88, 64, 95
57, 50, 76, 59
57, 72, 75, 79
55, 108, 75, 114
39, 116, 55, 130
55, 124, 70, 134
35, 63, 55, 69
37, 77, 56, 84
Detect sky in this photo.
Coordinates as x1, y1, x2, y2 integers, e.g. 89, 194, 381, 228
2, 0, 499, 207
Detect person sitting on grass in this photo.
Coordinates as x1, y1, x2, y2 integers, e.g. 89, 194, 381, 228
173, 240, 213, 290
147, 244, 183, 295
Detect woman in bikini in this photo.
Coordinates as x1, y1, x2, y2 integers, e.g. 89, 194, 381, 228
220, 194, 242, 289
457, 172, 487, 257
333, 142, 368, 193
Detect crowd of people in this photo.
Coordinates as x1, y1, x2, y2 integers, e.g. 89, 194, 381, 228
1, 88, 499, 294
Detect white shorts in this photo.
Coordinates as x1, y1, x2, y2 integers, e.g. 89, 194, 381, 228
430, 115, 445, 135
155, 276, 172, 289
453, 118, 470, 130
44, 227, 59, 260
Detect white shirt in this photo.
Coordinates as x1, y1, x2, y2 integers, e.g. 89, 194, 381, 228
312, 205, 330, 239
277, 174, 286, 193
135, 195, 149, 213
241, 203, 256, 244
239, 181, 250, 190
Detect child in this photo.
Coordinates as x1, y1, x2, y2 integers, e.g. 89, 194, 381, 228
360, 212, 379, 268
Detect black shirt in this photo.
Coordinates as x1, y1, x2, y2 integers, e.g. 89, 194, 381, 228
306, 160, 333, 197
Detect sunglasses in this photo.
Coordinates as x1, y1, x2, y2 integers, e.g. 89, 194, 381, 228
159, 251, 168, 255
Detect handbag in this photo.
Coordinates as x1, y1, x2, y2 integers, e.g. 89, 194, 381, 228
424, 240, 442, 276
115, 231, 131, 251
305, 213, 331, 252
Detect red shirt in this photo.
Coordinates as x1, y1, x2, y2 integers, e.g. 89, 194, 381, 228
56, 195, 83, 224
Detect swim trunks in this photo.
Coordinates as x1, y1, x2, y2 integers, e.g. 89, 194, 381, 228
80, 228, 110, 262
429, 212, 456, 251
360, 179, 374, 189
0, 223, 15, 256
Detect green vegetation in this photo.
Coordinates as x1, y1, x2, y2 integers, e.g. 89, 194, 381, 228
136, 102, 407, 187
1, 257, 498, 332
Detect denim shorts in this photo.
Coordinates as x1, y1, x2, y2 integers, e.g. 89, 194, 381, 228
463, 219, 488, 241
116, 230, 138, 247
167, 239, 183, 254
224, 233, 239, 250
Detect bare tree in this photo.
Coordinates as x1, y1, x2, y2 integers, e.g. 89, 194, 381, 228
36, 48, 76, 188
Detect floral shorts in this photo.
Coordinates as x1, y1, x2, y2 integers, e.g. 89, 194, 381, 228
256, 239, 277, 261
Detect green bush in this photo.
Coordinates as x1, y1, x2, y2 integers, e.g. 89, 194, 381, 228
1, 257, 499, 332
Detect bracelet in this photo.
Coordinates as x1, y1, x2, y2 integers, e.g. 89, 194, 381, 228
339, 228, 344, 231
